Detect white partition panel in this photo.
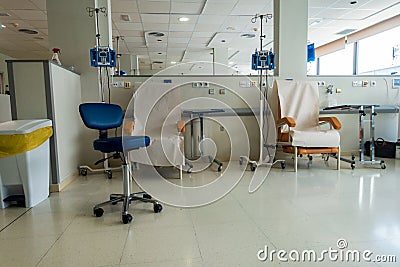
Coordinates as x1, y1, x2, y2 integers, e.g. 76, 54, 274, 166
50, 64, 82, 182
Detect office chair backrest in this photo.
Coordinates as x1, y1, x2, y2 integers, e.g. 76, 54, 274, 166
274, 80, 319, 131
79, 103, 123, 130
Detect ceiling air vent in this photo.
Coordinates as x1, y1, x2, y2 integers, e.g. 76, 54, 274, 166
336, 29, 356, 35
241, 33, 256, 38
148, 32, 165, 37
18, 29, 39, 34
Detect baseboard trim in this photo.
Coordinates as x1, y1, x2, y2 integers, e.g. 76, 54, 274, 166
50, 174, 77, 192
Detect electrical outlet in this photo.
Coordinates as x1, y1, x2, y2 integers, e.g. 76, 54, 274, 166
370, 81, 377, 87
362, 80, 369, 87
317, 81, 326, 86
124, 81, 131, 89
352, 81, 362, 87
209, 88, 215, 95
112, 82, 119, 87
251, 81, 257, 87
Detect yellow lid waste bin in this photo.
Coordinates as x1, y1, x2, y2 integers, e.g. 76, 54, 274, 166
0, 119, 53, 208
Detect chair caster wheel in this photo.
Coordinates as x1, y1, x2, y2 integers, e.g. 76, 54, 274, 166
187, 168, 192, 174
381, 163, 386, 169
281, 161, 286, 169
80, 168, 87, 176
250, 164, 256, 171
351, 155, 355, 160
351, 163, 355, 170
153, 203, 163, 213
122, 214, 133, 224
94, 208, 104, 217
143, 193, 152, 199
218, 165, 223, 172
106, 170, 112, 179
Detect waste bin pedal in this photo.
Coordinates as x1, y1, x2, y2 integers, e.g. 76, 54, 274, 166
3, 195, 25, 206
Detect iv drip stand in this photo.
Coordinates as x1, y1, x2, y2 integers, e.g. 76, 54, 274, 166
240, 14, 285, 171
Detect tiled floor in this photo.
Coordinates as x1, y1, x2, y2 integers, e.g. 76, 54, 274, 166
0, 157, 399, 266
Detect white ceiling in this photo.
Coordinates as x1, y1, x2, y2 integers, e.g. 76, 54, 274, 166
0, 0, 399, 74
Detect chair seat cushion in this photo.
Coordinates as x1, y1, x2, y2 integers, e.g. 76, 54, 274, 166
290, 129, 340, 147
94, 136, 150, 153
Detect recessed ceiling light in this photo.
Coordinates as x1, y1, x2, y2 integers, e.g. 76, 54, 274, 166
0, 22, 5, 29
178, 17, 190, 22
241, 33, 256, 38
18, 28, 38, 34
229, 61, 234, 65
171, 61, 177, 64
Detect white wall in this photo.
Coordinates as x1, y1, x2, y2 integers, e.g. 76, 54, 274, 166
0, 95, 11, 122
13, 62, 47, 119
313, 75, 400, 153
0, 53, 12, 88
112, 75, 262, 161
50, 64, 83, 182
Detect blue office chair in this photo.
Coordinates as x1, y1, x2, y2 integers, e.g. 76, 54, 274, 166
79, 103, 163, 224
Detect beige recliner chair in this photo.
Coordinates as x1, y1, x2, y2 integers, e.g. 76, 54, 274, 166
273, 80, 342, 172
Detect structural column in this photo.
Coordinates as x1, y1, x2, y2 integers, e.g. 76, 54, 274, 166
273, 0, 308, 80
213, 48, 228, 75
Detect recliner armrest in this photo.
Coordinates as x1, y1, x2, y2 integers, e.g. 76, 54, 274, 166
319, 117, 342, 130
177, 120, 186, 133
277, 117, 296, 128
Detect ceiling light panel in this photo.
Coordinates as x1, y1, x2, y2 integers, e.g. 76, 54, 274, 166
137, 1, 170, 13
168, 31, 192, 38
123, 36, 144, 42
316, 8, 352, 18
143, 23, 169, 31
191, 32, 215, 38
202, 2, 236, 15
207, 32, 237, 47
0, 0, 37, 10
331, 0, 369, 8
115, 22, 143, 31
171, 2, 204, 14
118, 30, 144, 37
111, 13, 141, 23
230, 3, 268, 16
141, 14, 169, 24
361, 0, 399, 9
111, 0, 139, 12
168, 37, 191, 43
197, 15, 227, 24
30, 0, 47, 10
11, 10, 46, 20
308, 0, 337, 8
169, 23, 196, 31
